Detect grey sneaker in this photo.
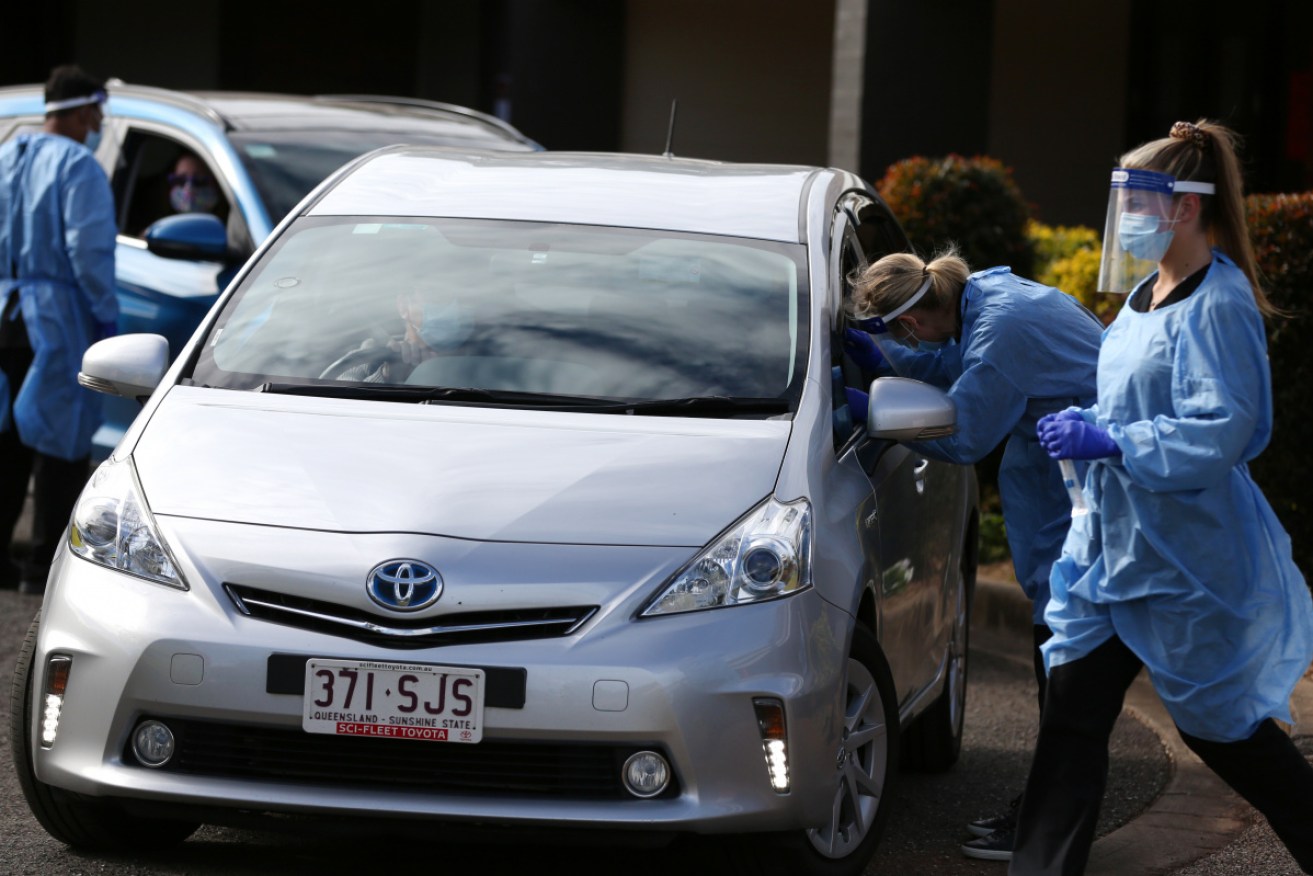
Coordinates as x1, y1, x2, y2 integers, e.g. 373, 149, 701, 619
961, 828, 1015, 861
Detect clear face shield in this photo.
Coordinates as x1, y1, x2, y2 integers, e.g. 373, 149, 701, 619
45, 89, 109, 153
1097, 168, 1214, 294
849, 273, 935, 375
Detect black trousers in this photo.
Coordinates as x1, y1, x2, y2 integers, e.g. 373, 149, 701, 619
0, 347, 89, 579
1033, 623, 1052, 713
1010, 633, 1313, 876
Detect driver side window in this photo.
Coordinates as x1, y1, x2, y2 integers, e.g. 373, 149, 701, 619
112, 132, 233, 239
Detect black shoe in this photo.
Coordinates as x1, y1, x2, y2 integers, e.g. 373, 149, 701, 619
966, 795, 1020, 837
961, 828, 1015, 861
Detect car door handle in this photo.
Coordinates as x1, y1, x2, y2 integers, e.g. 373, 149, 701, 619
913, 458, 929, 494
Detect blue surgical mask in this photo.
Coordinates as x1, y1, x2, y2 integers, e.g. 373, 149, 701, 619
83, 128, 102, 153
418, 301, 471, 349
1118, 212, 1174, 263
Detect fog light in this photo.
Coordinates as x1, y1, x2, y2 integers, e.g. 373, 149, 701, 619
40, 656, 73, 749
622, 750, 670, 798
132, 720, 176, 768
753, 697, 790, 792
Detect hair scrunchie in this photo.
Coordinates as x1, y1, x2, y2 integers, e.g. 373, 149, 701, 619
1170, 121, 1208, 149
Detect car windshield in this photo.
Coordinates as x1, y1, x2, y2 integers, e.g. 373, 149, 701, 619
230, 130, 528, 222
188, 217, 809, 415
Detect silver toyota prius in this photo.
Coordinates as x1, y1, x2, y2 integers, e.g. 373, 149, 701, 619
12, 147, 978, 876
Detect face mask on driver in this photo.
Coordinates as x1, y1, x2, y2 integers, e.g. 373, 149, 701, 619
170, 182, 220, 214
418, 301, 472, 349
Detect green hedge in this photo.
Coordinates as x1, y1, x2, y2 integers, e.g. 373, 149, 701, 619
876, 155, 1035, 278
1028, 221, 1118, 324
1246, 192, 1313, 577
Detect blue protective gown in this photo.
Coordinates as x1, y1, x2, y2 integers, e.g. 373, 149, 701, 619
883, 267, 1103, 623
1043, 252, 1313, 742
0, 132, 117, 459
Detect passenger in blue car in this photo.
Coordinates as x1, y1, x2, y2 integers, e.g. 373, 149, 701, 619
0, 65, 117, 595
167, 152, 220, 215
844, 246, 1103, 861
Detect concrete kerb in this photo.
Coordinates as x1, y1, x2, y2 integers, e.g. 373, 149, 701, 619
972, 574, 1267, 875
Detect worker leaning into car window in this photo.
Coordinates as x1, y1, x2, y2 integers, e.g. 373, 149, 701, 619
1010, 120, 1313, 876
844, 245, 1103, 862
0, 65, 118, 596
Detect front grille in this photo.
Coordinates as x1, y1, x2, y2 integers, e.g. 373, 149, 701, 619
130, 718, 671, 799
226, 584, 597, 650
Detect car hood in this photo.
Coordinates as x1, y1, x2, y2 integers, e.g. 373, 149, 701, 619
133, 387, 792, 546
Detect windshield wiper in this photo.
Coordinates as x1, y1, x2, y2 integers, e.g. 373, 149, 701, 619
254, 382, 440, 401
253, 382, 614, 408
250, 384, 790, 416
590, 396, 793, 417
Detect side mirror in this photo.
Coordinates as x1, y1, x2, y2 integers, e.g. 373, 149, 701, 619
79, 334, 170, 399
866, 376, 956, 441
144, 212, 229, 262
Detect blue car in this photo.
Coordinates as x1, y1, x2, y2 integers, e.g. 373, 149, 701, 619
0, 82, 541, 459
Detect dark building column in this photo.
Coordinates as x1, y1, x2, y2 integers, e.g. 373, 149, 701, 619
859, 0, 995, 181
486, 0, 626, 151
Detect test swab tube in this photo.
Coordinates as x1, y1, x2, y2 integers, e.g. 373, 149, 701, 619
1059, 458, 1089, 517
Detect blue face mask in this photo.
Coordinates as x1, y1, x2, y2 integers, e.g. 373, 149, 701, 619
1118, 212, 1174, 263
418, 301, 471, 349
170, 183, 220, 214
83, 128, 102, 153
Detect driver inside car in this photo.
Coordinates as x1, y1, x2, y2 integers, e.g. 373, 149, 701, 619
329, 283, 473, 383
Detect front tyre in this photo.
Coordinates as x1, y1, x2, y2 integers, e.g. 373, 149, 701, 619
9, 612, 199, 852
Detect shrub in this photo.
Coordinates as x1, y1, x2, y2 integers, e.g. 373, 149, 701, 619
1246, 192, 1313, 578
1028, 221, 1119, 323
978, 512, 1010, 566
876, 155, 1035, 278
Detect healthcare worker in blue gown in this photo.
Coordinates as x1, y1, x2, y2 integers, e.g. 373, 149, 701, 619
1010, 120, 1313, 876
844, 244, 1103, 859
0, 65, 117, 594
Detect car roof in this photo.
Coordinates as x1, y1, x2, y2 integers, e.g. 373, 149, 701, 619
308, 148, 829, 243
0, 83, 540, 150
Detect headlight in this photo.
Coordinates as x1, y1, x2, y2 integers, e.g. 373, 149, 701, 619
641, 497, 811, 616
68, 457, 186, 589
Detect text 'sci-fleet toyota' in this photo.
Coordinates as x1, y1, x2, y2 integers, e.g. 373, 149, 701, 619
11, 147, 978, 876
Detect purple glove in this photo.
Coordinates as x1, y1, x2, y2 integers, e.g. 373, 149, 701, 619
1037, 416, 1119, 460
1039, 409, 1084, 427
844, 328, 885, 372
845, 387, 869, 423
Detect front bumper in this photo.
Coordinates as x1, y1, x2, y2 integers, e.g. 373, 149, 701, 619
28, 538, 854, 836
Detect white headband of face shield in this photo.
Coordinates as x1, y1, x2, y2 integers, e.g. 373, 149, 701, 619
44, 91, 107, 112
1171, 180, 1216, 195
878, 275, 933, 324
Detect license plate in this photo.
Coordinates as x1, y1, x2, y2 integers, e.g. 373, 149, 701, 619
302, 659, 485, 743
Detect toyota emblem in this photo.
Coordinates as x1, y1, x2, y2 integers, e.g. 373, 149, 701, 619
366, 560, 443, 611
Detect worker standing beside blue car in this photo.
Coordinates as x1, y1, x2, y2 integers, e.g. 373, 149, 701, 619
844, 247, 1103, 860
1012, 120, 1313, 875
0, 65, 117, 594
